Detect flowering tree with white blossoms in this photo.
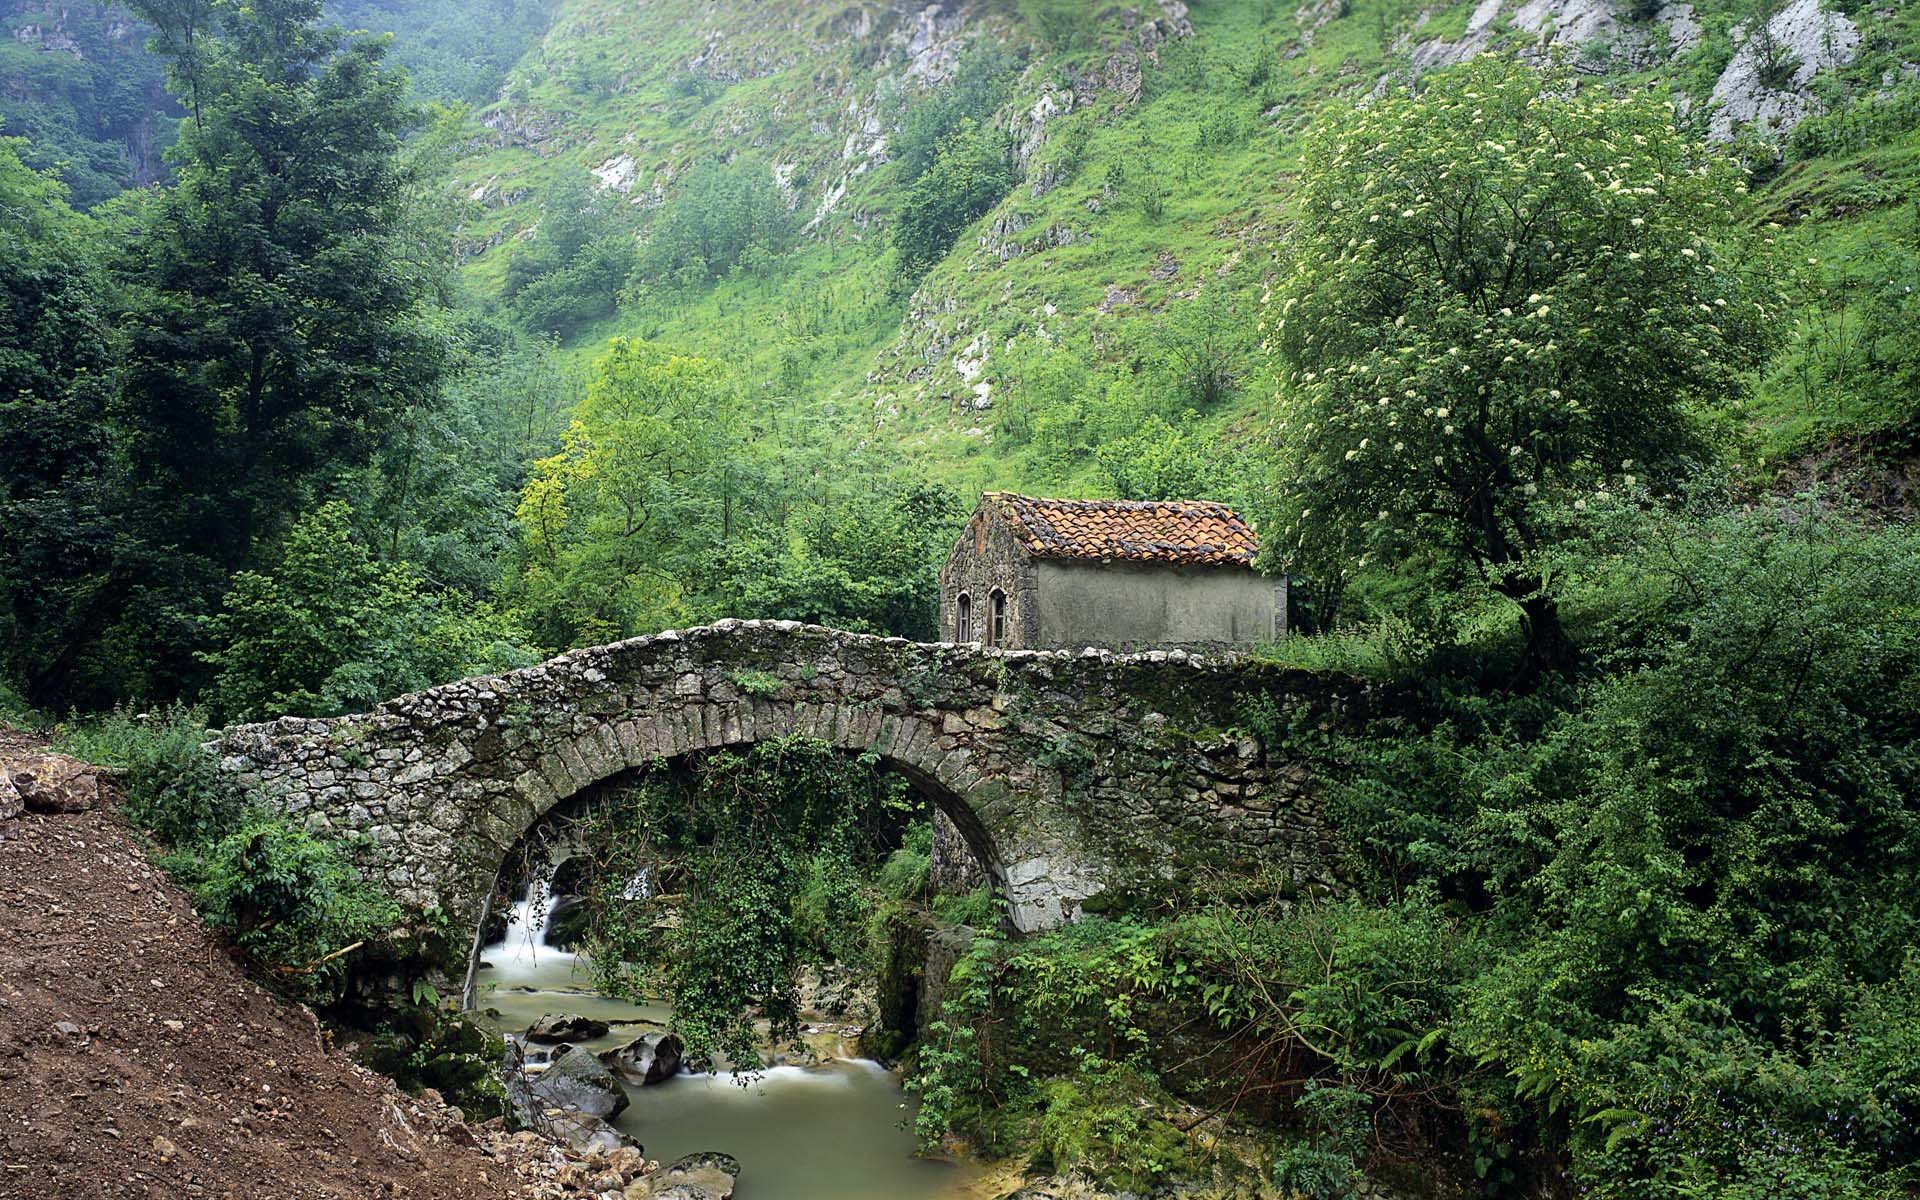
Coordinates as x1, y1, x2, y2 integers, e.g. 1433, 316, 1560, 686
1265, 55, 1782, 675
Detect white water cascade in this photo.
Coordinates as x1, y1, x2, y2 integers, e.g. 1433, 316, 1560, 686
481, 859, 583, 992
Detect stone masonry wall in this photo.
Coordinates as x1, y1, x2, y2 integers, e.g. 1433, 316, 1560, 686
216, 620, 1347, 945
938, 507, 1039, 647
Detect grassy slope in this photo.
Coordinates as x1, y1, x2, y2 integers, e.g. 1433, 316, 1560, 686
426, 0, 1920, 494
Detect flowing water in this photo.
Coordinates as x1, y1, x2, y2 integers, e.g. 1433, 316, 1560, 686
468, 868, 985, 1200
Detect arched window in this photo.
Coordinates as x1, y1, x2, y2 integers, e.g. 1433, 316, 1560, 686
955, 592, 972, 643
988, 589, 1008, 648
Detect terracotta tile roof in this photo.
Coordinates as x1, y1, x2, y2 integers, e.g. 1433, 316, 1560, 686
983, 492, 1258, 567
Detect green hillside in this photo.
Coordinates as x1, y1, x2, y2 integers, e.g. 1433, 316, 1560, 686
431, 0, 1920, 498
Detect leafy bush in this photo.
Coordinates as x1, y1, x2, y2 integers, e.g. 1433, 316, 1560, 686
791, 849, 869, 966
185, 816, 401, 1004
56, 704, 247, 848
1194, 103, 1243, 148
503, 169, 635, 337
930, 885, 999, 928
727, 668, 784, 698
893, 118, 1015, 284
888, 42, 1018, 285
1313, 498, 1920, 1195
876, 823, 933, 901
889, 41, 1016, 180
58, 706, 400, 1006
907, 903, 1462, 1184
204, 501, 533, 722
1787, 82, 1920, 159
0, 676, 43, 729
1095, 413, 1233, 501
363, 1001, 508, 1116
713, 481, 960, 641
1037, 1057, 1208, 1191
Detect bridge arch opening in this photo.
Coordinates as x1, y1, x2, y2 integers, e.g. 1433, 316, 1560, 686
462, 739, 1007, 1017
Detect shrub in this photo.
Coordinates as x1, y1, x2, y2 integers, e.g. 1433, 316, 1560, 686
727, 668, 784, 698
1787, 82, 1920, 160
0, 677, 42, 728
203, 501, 533, 722
56, 706, 397, 1005
635, 155, 792, 287
1037, 1057, 1207, 1192
56, 704, 247, 849
893, 118, 1014, 284
876, 823, 933, 901
503, 168, 635, 337
187, 816, 401, 1005
931, 885, 998, 928
1315, 499, 1920, 1195
363, 1002, 508, 1116
791, 848, 868, 966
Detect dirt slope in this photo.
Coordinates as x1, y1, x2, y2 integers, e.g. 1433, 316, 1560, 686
0, 731, 518, 1200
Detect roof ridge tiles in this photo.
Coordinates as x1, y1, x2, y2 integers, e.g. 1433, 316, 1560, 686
979, 491, 1257, 568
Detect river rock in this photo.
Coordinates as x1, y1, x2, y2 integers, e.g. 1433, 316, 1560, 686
540, 1045, 630, 1119
510, 1044, 630, 1124
626, 1151, 740, 1199
1, 755, 100, 816
545, 1110, 629, 1156
601, 1031, 684, 1085
526, 1012, 611, 1044
545, 893, 593, 948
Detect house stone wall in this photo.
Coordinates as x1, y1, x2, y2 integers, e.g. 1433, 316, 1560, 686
939, 506, 1040, 647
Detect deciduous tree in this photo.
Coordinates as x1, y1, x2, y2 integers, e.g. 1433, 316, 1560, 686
1265, 56, 1780, 676
0, 138, 117, 704
511, 338, 745, 645
109, 0, 445, 693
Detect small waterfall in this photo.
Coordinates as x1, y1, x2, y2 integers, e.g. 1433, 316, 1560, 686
481, 856, 581, 988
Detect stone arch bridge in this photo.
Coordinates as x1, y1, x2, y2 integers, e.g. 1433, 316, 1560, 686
217, 620, 1342, 949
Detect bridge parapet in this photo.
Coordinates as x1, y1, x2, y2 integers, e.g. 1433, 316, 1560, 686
217, 619, 1345, 940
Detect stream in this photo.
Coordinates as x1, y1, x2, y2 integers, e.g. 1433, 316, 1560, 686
467, 876, 986, 1200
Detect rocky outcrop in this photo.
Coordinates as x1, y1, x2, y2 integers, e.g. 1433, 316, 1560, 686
0, 754, 101, 818
1707, 0, 1862, 141
1403, 0, 1705, 77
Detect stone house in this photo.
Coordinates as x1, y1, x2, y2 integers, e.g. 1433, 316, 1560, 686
938, 492, 1284, 651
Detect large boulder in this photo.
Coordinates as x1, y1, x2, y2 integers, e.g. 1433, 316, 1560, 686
545, 894, 594, 949
534, 1045, 630, 1120
625, 1151, 740, 1199
503, 1039, 642, 1156
526, 1012, 611, 1044
600, 1031, 684, 1086
0, 755, 101, 816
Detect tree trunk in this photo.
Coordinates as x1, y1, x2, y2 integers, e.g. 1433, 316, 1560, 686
1514, 589, 1580, 683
